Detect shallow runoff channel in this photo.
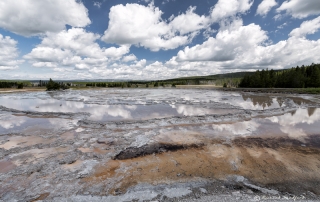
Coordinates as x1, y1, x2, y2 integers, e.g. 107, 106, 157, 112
0, 88, 320, 201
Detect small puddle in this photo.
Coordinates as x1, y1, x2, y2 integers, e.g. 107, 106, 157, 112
0, 95, 239, 121
207, 107, 320, 139
0, 114, 77, 135
288, 96, 317, 105
240, 94, 285, 109
2, 89, 314, 125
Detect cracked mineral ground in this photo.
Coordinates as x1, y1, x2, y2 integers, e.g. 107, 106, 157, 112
1, 88, 320, 201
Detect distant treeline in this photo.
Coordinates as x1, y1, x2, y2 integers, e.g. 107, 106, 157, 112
239, 63, 320, 88
46, 78, 70, 91
156, 73, 246, 87
86, 82, 126, 88
0, 82, 18, 88
0, 82, 24, 89
81, 78, 242, 88
38, 80, 47, 87
85, 81, 196, 88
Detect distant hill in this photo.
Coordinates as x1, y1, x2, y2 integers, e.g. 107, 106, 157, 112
1, 70, 285, 86
28, 79, 130, 83
161, 71, 256, 82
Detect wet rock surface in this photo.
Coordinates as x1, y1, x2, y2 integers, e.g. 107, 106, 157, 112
0, 89, 320, 201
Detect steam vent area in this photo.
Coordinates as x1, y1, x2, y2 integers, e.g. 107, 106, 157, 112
1, 88, 320, 201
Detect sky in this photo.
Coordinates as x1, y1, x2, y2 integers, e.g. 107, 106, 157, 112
0, 0, 320, 80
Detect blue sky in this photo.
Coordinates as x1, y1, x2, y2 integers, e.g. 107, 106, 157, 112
0, 0, 320, 80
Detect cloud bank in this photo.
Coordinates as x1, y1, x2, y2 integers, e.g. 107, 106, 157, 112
277, 0, 320, 19
102, 4, 209, 51
0, 0, 90, 36
0, 34, 23, 70
0, 0, 319, 80
256, 0, 277, 16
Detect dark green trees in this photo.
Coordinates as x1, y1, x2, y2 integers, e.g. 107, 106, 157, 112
239, 63, 320, 88
307, 65, 320, 87
17, 83, 24, 89
0, 82, 17, 88
46, 78, 61, 91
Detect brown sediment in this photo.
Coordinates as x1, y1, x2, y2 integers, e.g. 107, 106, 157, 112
32, 192, 50, 201
92, 160, 120, 180
155, 131, 206, 145
61, 131, 76, 140
78, 147, 109, 155
112, 128, 125, 132
0, 160, 17, 173
85, 136, 320, 195
62, 160, 83, 170
78, 148, 92, 153
93, 148, 107, 154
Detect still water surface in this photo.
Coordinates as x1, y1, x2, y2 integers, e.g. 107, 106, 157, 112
0, 89, 319, 135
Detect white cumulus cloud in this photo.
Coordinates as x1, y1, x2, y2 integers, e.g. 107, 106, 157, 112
289, 16, 320, 38
170, 6, 210, 35
102, 4, 208, 51
93, 2, 102, 9
24, 28, 130, 70
256, 0, 277, 16
0, 0, 91, 36
210, 0, 254, 22
104, 45, 131, 60
176, 19, 267, 62
277, 0, 320, 19
122, 54, 137, 62
166, 18, 320, 77
0, 34, 24, 70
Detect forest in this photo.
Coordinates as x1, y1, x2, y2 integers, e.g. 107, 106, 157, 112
0, 81, 18, 88
0, 81, 24, 89
239, 63, 320, 88
2, 64, 319, 90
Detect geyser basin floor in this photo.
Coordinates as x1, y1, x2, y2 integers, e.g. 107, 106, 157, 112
0, 89, 320, 201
